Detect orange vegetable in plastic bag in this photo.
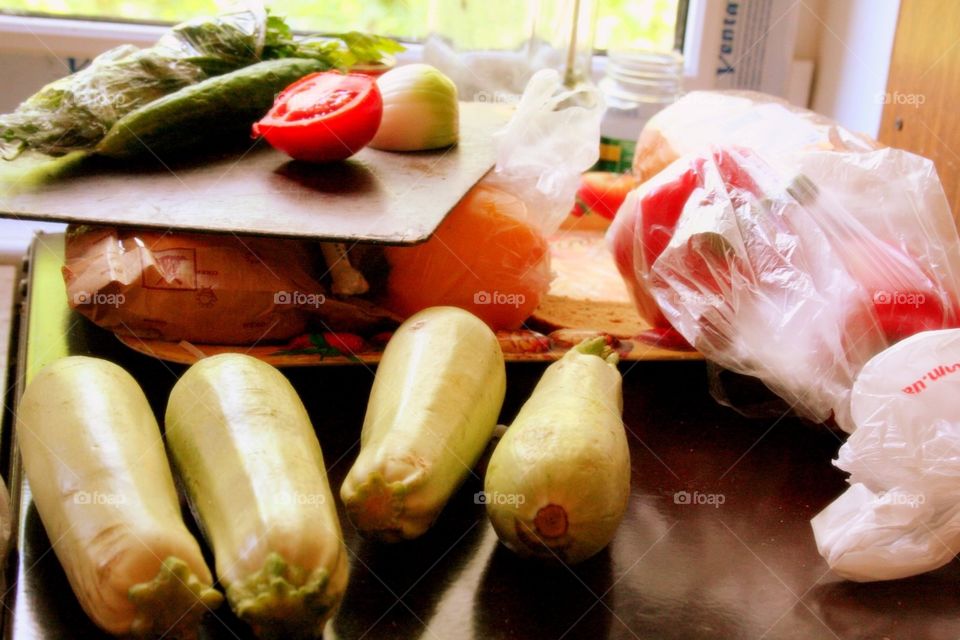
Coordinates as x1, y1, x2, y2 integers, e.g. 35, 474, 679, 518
383, 184, 551, 330
383, 69, 603, 330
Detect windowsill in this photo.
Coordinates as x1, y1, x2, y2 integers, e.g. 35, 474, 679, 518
0, 13, 164, 55
0, 13, 699, 80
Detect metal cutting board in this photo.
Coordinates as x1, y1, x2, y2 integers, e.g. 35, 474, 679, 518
0, 102, 512, 244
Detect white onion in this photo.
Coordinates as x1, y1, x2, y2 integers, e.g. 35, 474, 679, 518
369, 63, 459, 151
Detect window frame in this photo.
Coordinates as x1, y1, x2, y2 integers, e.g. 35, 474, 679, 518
0, 2, 702, 82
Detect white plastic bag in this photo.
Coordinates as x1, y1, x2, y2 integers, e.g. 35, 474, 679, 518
812, 328, 960, 581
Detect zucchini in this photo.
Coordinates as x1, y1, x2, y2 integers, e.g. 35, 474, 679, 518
165, 354, 348, 640
95, 58, 326, 158
340, 306, 506, 541
484, 338, 630, 564
16, 356, 221, 637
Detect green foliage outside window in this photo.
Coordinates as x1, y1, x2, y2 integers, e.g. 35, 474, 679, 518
0, 0, 679, 52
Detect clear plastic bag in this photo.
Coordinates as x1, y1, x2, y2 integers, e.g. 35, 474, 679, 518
632, 90, 880, 184
483, 68, 604, 235
381, 69, 603, 329
608, 145, 960, 431
812, 329, 960, 581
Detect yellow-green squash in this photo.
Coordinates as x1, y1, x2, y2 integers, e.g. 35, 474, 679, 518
484, 338, 630, 564
341, 306, 506, 541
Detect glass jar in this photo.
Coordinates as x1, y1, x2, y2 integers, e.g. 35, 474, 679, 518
596, 50, 683, 173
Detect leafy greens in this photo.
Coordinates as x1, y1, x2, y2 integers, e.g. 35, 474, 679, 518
0, 10, 403, 158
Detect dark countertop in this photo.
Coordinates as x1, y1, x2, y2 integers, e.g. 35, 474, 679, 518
7, 237, 960, 640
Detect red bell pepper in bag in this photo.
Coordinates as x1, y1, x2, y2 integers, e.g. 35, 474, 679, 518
608, 144, 960, 430
608, 148, 756, 348
639, 161, 702, 267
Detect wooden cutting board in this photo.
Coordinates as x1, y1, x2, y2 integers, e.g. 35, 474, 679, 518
0, 102, 512, 245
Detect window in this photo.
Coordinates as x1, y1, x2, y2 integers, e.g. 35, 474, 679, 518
0, 0, 680, 53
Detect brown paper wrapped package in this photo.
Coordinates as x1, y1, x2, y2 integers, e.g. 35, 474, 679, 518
63, 226, 397, 345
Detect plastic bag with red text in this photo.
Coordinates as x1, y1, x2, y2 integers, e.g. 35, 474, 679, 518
812, 328, 960, 581
608, 145, 960, 431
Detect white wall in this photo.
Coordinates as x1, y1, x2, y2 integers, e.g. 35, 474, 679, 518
810, 0, 901, 137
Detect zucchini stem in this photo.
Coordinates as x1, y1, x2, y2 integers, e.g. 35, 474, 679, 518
227, 552, 337, 640
127, 556, 223, 639
343, 472, 410, 542
573, 336, 619, 365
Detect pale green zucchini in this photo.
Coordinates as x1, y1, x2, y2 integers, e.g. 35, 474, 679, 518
484, 338, 631, 564
17, 356, 221, 637
165, 354, 348, 640
340, 306, 506, 541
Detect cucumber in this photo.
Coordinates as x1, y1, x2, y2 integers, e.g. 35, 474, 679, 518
340, 306, 506, 541
96, 58, 326, 158
484, 338, 631, 564
165, 354, 348, 640
17, 356, 221, 637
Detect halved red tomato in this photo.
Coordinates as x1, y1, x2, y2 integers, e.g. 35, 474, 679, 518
252, 72, 383, 162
